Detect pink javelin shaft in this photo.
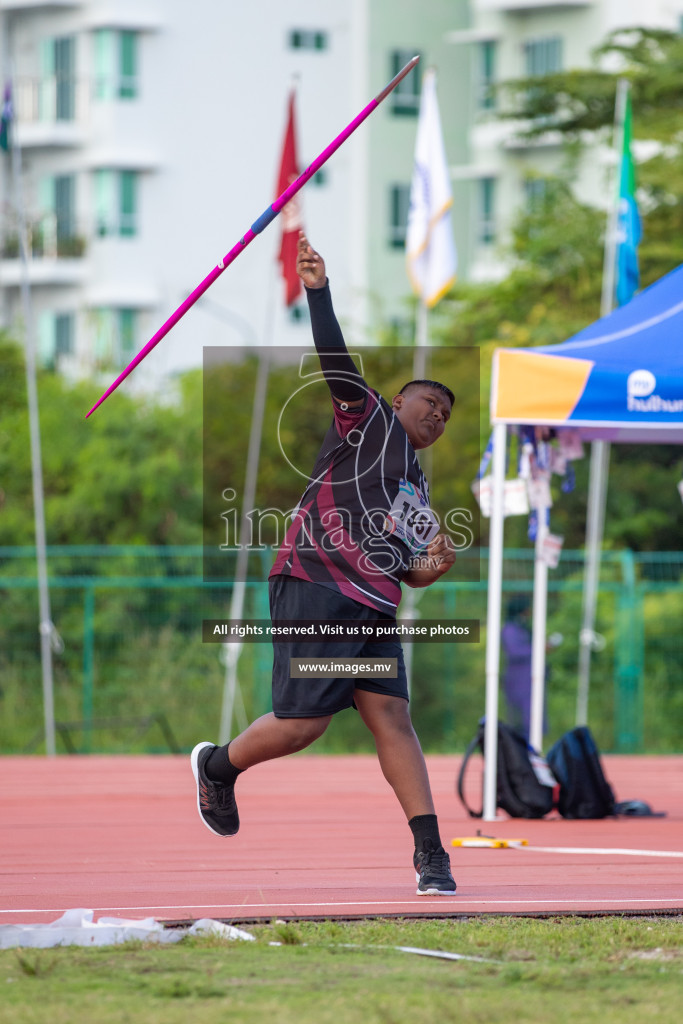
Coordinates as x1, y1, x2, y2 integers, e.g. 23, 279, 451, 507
86, 55, 420, 417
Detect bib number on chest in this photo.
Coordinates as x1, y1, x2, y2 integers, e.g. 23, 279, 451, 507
384, 479, 440, 553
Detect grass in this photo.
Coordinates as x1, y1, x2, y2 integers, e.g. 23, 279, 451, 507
1, 916, 681, 1024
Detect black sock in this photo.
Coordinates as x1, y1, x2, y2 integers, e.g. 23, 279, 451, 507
205, 743, 243, 785
409, 814, 442, 851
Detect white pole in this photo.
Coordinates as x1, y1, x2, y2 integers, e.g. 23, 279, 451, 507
529, 502, 548, 752
402, 299, 428, 698
414, 300, 428, 377
576, 439, 610, 724
349, 0, 369, 343
196, 299, 267, 744
219, 340, 272, 745
400, 587, 417, 701
7, 67, 57, 756
577, 79, 628, 725
483, 422, 506, 821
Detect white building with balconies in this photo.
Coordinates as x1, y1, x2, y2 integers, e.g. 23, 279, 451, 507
0, 0, 469, 386
449, 0, 683, 282
3, 1, 681, 383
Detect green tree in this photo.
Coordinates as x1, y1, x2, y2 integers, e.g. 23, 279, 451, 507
437, 30, 683, 356
499, 27, 683, 285
410, 27, 683, 550
0, 339, 203, 546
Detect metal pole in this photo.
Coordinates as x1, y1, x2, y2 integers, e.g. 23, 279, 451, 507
7, 69, 57, 756
577, 80, 628, 725
401, 301, 429, 698
529, 502, 548, 752
414, 300, 428, 378
218, 318, 273, 745
576, 439, 610, 724
82, 585, 95, 753
483, 422, 506, 821
400, 587, 416, 701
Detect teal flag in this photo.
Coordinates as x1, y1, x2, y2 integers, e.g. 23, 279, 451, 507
615, 92, 641, 307
0, 81, 11, 152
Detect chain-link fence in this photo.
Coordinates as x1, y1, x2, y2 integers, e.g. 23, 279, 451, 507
1, 545, 681, 754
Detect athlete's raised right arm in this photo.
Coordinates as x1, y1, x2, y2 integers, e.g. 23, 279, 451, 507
296, 232, 365, 408
296, 230, 327, 291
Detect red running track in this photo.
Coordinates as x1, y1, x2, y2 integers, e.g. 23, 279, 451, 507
1, 754, 682, 924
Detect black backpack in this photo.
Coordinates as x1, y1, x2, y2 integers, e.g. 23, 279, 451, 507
457, 720, 555, 819
546, 726, 616, 819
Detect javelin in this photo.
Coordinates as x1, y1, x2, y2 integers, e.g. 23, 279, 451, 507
86, 55, 420, 417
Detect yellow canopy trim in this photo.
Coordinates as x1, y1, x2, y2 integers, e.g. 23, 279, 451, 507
492, 349, 594, 424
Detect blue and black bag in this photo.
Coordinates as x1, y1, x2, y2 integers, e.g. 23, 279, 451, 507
457, 719, 555, 819
546, 726, 616, 819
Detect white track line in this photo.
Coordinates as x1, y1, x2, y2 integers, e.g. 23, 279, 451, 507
519, 847, 683, 858
1, 897, 681, 916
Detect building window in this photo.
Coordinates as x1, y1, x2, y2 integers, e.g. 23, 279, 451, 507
94, 170, 138, 237
389, 183, 411, 248
478, 41, 496, 110
40, 35, 76, 121
55, 313, 74, 356
389, 49, 421, 116
39, 311, 74, 368
38, 174, 85, 256
289, 29, 328, 50
94, 29, 139, 100
478, 178, 496, 245
118, 308, 136, 357
92, 307, 138, 365
54, 174, 76, 240
524, 36, 563, 77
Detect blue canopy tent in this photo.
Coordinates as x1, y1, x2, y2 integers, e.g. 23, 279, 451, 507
481, 264, 683, 820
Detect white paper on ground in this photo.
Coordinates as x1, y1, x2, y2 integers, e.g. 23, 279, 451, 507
0, 908, 254, 949
395, 945, 499, 963
275, 941, 500, 963
269, 940, 499, 963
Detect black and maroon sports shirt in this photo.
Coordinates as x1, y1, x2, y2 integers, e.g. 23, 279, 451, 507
270, 282, 439, 614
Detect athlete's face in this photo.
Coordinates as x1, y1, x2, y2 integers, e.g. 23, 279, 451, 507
392, 386, 452, 450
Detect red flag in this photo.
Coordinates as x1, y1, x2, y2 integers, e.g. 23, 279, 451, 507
276, 90, 303, 307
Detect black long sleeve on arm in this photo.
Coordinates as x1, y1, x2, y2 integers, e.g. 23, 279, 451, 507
305, 281, 366, 404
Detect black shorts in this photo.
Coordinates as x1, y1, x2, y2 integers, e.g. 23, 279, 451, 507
268, 574, 408, 718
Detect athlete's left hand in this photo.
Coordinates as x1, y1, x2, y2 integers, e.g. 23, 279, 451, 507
426, 533, 456, 571
403, 533, 455, 588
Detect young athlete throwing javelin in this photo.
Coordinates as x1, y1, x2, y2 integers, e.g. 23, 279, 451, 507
192, 232, 457, 895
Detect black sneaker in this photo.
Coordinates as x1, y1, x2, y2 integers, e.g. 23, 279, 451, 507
190, 741, 240, 837
414, 838, 456, 896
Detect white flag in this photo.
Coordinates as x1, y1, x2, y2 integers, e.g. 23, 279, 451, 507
405, 69, 457, 307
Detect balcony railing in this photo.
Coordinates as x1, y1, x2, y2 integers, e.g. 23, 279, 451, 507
1, 215, 87, 262
14, 75, 90, 127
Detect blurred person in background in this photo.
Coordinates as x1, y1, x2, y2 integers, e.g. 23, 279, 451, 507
502, 594, 561, 742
